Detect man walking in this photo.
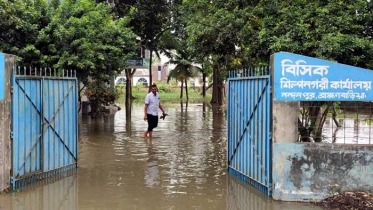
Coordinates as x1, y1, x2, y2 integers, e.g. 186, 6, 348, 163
143, 84, 166, 138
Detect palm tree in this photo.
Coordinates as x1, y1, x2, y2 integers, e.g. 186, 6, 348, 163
167, 51, 200, 100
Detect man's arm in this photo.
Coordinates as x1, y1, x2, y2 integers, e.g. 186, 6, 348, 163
144, 104, 149, 120
159, 104, 165, 114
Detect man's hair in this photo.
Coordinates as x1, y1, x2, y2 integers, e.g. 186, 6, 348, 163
151, 84, 157, 88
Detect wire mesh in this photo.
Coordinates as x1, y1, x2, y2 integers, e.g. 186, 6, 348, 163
299, 101, 373, 144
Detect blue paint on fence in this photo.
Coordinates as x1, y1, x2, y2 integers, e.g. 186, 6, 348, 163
11, 68, 78, 189
273, 52, 373, 101
0, 53, 4, 100
227, 68, 272, 196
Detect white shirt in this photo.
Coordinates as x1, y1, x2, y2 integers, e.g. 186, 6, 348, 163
145, 92, 160, 116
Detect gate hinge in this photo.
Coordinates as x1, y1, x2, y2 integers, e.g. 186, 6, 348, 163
10, 131, 14, 140
10, 87, 13, 94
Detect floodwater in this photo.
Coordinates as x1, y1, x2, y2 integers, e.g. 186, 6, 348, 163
0, 102, 321, 210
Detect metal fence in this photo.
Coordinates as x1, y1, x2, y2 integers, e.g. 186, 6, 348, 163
11, 66, 78, 189
227, 67, 272, 196
299, 101, 373, 144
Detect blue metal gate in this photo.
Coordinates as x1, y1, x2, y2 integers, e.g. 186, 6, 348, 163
11, 68, 78, 189
227, 68, 272, 195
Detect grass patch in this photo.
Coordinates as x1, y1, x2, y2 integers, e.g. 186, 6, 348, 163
116, 86, 212, 104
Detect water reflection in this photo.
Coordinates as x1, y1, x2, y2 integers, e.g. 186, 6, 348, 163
0, 173, 77, 210
227, 175, 320, 210
144, 139, 160, 188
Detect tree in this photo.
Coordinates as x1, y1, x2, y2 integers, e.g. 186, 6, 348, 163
167, 50, 200, 100
113, 0, 175, 92
179, 0, 248, 105
38, 0, 136, 88
0, 0, 50, 65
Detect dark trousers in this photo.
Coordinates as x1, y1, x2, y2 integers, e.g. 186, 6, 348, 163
147, 114, 158, 132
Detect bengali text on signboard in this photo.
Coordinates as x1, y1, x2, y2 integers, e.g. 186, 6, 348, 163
273, 52, 373, 101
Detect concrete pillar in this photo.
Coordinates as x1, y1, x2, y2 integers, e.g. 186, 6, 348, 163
272, 101, 299, 143
0, 53, 16, 192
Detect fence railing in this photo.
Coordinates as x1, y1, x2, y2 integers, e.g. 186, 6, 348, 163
228, 67, 271, 78
14, 66, 76, 78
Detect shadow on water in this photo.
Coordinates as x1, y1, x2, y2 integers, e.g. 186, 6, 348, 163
0, 102, 321, 210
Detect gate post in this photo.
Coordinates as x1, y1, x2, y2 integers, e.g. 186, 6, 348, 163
0, 53, 16, 192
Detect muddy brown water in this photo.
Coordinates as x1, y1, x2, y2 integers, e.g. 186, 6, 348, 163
0, 103, 321, 210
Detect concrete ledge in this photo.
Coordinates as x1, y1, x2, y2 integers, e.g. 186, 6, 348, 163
272, 143, 373, 201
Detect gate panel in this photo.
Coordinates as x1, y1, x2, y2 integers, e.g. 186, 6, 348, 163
12, 78, 42, 178
227, 70, 272, 195
12, 69, 78, 189
43, 79, 78, 172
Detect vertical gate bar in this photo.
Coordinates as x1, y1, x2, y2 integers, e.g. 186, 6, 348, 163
256, 78, 260, 187
36, 79, 40, 172
253, 78, 257, 186
233, 80, 239, 168
248, 77, 255, 180
227, 80, 230, 168
71, 80, 75, 162
41, 78, 44, 173
57, 80, 61, 168
75, 78, 78, 162
231, 80, 235, 168
75, 78, 78, 163
250, 77, 253, 185
262, 78, 267, 187
20, 79, 25, 177
54, 79, 58, 169
29, 79, 34, 173
258, 78, 263, 185
228, 80, 232, 167
62, 80, 67, 166
233, 80, 237, 169
243, 79, 247, 177
69, 80, 74, 162
47, 78, 51, 172
267, 76, 272, 195
239, 80, 243, 174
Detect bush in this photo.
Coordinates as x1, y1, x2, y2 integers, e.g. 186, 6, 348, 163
156, 82, 171, 93
87, 85, 120, 113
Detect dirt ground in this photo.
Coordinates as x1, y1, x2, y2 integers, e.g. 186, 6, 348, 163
319, 192, 373, 210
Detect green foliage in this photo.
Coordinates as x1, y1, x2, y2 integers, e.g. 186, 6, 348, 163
167, 50, 201, 83
0, 0, 50, 65
179, 0, 373, 70
38, 0, 136, 85
155, 82, 171, 93
0, 0, 136, 88
87, 82, 120, 112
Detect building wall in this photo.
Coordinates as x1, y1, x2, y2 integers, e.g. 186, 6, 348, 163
272, 99, 373, 201
0, 53, 16, 192
272, 143, 373, 201
115, 65, 208, 87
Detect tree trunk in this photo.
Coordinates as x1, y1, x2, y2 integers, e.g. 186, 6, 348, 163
314, 105, 331, 142
129, 68, 136, 99
148, 50, 153, 93
332, 103, 342, 127
202, 73, 206, 98
78, 83, 86, 113
211, 67, 223, 105
180, 80, 184, 99
185, 79, 188, 100
125, 69, 131, 104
